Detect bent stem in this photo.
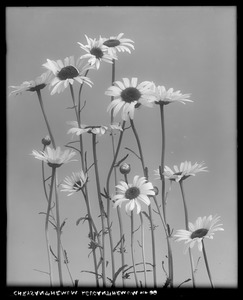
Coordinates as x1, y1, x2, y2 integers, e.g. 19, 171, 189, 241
36, 90, 56, 149
129, 118, 157, 287
45, 167, 56, 286
202, 240, 214, 288
179, 180, 196, 287
139, 213, 147, 287
159, 103, 173, 287
92, 133, 107, 287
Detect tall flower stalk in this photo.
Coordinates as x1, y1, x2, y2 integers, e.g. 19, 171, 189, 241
54, 172, 63, 286
130, 118, 157, 287
92, 133, 107, 287
68, 82, 100, 287
139, 212, 147, 287
45, 167, 56, 286
105, 120, 126, 285
179, 180, 196, 287
158, 103, 174, 287
202, 240, 214, 288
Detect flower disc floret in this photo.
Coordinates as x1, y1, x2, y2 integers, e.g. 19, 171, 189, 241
105, 78, 156, 121
42, 56, 93, 95
9, 71, 53, 96
174, 215, 224, 253
112, 175, 155, 214
155, 161, 208, 182
32, 146, 76, 168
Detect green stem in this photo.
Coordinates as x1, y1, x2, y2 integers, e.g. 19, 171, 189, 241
69, 82, 100, 286
81, 189, 100, 287
131, 210, 139, 287
159, 104, 174, 287
139, 213, 147, 287
54, 172, 63, 286
92, 133, 107, 287
129, 118, 157, 287
36, 90, 56, 149
45, 167, 56, 286
179, 180, 196, 287
202, 240, 214, 288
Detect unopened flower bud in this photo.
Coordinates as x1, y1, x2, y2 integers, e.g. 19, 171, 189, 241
119, 163, 131, 175
153, 186, 159, 196
42, 135, 51, 146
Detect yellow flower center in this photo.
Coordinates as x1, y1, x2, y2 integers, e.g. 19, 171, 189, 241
103, 39, 121, 47
57, 66, 79, 80
28, 83, 46, 92
90, 47, 104, 59
191, 228, 208, 239
121, 87, 141, 103
125, 187, 140, 200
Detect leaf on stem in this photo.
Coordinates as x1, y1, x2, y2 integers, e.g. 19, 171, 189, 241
76, 215, 89, 226
113, 234, 125, 252
177, 278, 191, 288
80, 270, 102, 279
114, 154, 129, 167
124, 147, 141, 161
50, 246, 58, 262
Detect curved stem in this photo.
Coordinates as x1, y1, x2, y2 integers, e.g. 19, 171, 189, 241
159, 104, 174, 287
92, 134, 107, 287
179, 180, 196, 287
202, 240, 214, 288
139, 213, 147, 287
36, 90, 56, 149
129, 118, 157, 287
45, 167, 56, 286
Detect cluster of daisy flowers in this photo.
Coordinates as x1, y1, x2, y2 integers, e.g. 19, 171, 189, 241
9, 31, 224, 288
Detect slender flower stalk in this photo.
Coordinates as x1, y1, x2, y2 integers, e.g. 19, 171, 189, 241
92, 133, 107, 287
130, 210, 139, 287
202, 240, 214, 288
45, 167, 56, 286
158, 103, 174, 287
139, 212, 147, 287
105, 120, 126, 285
179, 180, 196, 287
129, 118, 157, 287
54, 172, 63, 286
68, 81, 100, 287
81, 189, 100, 287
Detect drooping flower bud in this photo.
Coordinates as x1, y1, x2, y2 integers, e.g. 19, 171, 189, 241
119, 163, 131, 175
153, 186, 159, 196
41, 135, 51, 146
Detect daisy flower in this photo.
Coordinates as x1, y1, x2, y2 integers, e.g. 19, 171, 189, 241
152, 84, 193, 105
78, 35, 116, 69
105, 78, 157, 121
32, 146, 76, 168
112, 176, 155, 214
154, 161, 208, 182
102, 33, 135, 55
174, 215, 224, 253
9, 71, 53, 96
61, 170, 88, 196
67, 121, 123, 137
42, 56, 93, 95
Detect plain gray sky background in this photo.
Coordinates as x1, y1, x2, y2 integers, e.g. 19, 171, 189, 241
7, 6, 237, 287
